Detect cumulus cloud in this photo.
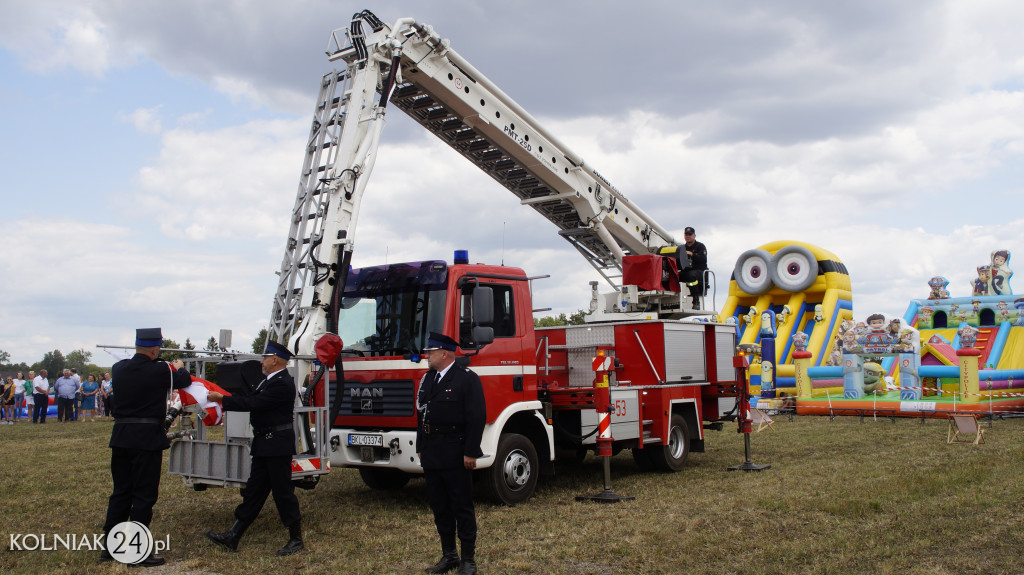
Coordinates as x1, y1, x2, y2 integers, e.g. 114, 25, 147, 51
0, 217, 273, 363
128, 117, 308, 241
118, 106, 163, 134
0, 1, 135, 77
3, 0, 1024, 364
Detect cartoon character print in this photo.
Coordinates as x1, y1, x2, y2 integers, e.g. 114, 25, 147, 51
887, 319, 902, 340
990, 250, 1012, 296
898, 329, 917, 353
842, 330, 862, 353
973, 266, 991, 297
928, 276, 950, 300
919, 306, 934, 323
828, 347, 843, 366
745, 307, 757, 326
792, 331, 809, 352
958, 324, 978, 349
862, 362, 887, 394
759, 310, 777, 338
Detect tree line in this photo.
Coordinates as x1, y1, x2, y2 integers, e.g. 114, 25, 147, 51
0, 331, 271, 383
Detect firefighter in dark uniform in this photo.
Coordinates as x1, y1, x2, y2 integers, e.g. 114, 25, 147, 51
100, 327, 192, 567
205, 340, 304, 555
681, 226, 708, 307
417, 332, 486, 575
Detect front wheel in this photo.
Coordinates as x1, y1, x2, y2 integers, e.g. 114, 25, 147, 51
481, 433, 538, 506
648, 414, 690, 472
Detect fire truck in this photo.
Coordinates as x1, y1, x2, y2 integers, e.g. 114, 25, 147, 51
169, 10, 741, 505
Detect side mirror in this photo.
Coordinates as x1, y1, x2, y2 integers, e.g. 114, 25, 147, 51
472, 286, 494, 325
472, 326, 494, 346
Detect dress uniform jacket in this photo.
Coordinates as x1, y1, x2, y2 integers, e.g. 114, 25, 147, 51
110, 354, 192, 450
222, 369, 296, 457
416, 364, 486, 470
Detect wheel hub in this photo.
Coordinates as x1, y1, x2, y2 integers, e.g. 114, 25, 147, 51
502, 450, 531, 488
668, 427, 685, 459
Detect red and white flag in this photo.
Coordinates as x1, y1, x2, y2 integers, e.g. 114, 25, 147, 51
178, 377, 232, 425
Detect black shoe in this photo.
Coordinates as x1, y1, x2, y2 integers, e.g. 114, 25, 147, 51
129, 554, 165, 567
456, 559, 478, 575
206, 520, 250, 552
425, 551, 460, 574
276, 522, 304, 556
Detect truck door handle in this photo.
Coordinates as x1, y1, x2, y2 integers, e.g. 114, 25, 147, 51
513, 375, 523, 392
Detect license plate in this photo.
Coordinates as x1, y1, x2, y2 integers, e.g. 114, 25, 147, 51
348, 433, 383, 447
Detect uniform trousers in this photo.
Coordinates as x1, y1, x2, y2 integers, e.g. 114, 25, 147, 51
235, 455, 300, 527
32, 393, 48, 422
424, 466, 477, 543
103, 447, 163, 531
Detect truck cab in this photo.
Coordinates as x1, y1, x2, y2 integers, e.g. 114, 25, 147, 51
328, 255, 553, 504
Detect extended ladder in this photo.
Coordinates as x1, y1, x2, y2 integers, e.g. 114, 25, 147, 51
268, 71, 349, 343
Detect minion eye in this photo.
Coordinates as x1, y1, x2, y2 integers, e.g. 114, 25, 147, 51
771, 245, 818, 292
733, 249, 773, 295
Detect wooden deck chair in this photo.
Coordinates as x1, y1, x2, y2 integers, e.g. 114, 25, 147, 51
750, 408, 775, 432
947, 414, 985, 445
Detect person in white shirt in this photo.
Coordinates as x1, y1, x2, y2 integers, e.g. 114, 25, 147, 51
32, 370, 50, 423
12, 372, 26, 422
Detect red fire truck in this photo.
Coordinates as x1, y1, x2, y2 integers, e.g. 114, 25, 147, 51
169, 10, 741, 505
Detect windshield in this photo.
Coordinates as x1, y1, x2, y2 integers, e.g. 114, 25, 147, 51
336, 260, 448, 357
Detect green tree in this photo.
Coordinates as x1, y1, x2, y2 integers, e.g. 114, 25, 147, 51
161, 339, 183, 361
7, 362, 31, 373
183, 338, 197, 358
65, 348, 93, 371
567, 310, 587, 325
535, 313, 569, 327
205, 336, 223, 353
533, 310, 588, 327
203, 336, 223, 383
252, 328, 269, 354
0, 349, 10, 365
38, 349, 66, 379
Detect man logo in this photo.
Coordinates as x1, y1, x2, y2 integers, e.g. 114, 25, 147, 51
351, 387, 383, 412
350, 387, 384, 399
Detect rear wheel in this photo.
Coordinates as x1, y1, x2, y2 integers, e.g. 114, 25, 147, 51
648, 414, 690, 472
358, 467, 410, 490
631, 447, 655, 471
482, 433, 538, 505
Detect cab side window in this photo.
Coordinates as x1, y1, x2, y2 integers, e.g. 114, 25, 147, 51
459, 284, 515, 347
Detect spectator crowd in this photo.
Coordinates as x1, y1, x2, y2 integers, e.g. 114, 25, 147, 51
0, 369, 114, 424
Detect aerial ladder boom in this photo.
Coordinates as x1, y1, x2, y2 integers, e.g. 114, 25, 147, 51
270, 11, 699, 351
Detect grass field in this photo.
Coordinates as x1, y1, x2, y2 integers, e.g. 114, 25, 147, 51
2, 414, 1023, 575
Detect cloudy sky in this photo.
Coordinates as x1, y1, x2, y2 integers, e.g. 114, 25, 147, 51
2, 0, 1023, 365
